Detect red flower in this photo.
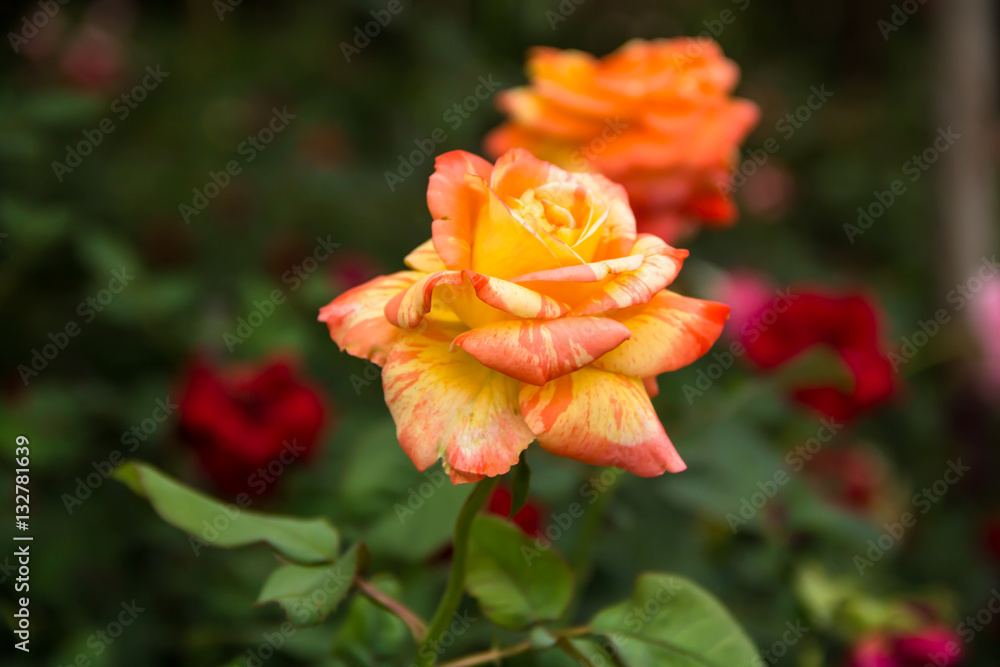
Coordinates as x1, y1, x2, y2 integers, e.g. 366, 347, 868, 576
847, 628, 963, 667
486, 486, 546, 537
177, 359, 328, 497
892, 628, 963, 666
718, 274, 895, 421
847, 637, 896, 667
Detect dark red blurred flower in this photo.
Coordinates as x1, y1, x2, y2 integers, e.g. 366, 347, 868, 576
984, 514, 1000, 567
177, 359, 329, 497
802, 447, 886, 514
486, 486, 546, 537
848, 628, 963, 667
60, 24, 124, 92
328, 251, 382, 292
718, 274, 895, 421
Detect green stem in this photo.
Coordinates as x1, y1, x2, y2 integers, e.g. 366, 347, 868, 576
437, 640, 533, 667
415, 477, 498, 666
555, 636, 597, 666
561, 467, 622, 623
437, 627, 592, 667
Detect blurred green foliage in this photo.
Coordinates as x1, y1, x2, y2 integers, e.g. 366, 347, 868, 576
1, 0, 998, 665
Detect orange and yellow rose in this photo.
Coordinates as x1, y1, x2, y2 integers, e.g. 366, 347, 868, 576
485, 38, 759, 243
320, 148, 728, 483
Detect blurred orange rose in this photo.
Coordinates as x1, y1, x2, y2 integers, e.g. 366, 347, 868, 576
486, 38, 759, 243
320, 148, 728, 483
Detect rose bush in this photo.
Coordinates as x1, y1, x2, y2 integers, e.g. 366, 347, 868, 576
321, 148, 729, 483
485, 38, 759, 242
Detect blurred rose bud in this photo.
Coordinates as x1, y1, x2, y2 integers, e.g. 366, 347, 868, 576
486, 486, 546, 537
60, 24, 123, 92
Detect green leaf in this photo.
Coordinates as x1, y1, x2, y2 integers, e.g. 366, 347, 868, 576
337, 419, 476, 561
19, 91, 104, 126
529, 626, 558, 650
466, 514, 573, 630
558, 638, 621, 667
509, 450, 532, 519
256, 545, 368, 626
332, 573, 409, 663
0, 198, 71, 248
590, 573, 758, 667
115, 461, 340, 563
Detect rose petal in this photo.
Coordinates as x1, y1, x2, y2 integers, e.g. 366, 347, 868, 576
319, 271, 421, 366
384, 269, 570, 330
593, 290, 730, 377
454, 316, 631, 385
569, 234, 688, 315
404, 239, 447, 273
519, 366, 685, 476
382, 329, 534, 482
429, 150, 494, 270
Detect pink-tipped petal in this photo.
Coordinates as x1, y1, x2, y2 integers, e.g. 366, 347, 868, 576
569, 234, 688, 316
519, 367, 686, 476
454, 317, 631, 385
382, 329, 534, 482
319, 271, 421, 366
384, 270, 570, 330
428, 151, 494, 270
594, 291, 730, 376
